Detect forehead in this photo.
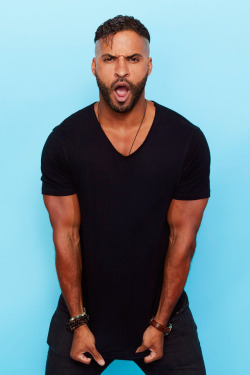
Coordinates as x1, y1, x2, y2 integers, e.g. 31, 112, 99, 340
95, 30, 149, 57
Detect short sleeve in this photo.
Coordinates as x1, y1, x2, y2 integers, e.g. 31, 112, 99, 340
40, 129, 77, 196
172, 127, 211, 200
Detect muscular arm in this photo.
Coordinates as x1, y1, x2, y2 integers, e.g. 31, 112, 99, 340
43, 193, 106, 366
43, 193, 84, 317
154, 198, 209, 326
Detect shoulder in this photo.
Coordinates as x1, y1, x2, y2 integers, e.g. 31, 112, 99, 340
154, 101, 202, 135
153, 101, 209, 151
51, 102, 94, 140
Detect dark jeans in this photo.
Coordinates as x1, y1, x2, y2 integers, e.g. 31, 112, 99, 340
45, 305, 206, 375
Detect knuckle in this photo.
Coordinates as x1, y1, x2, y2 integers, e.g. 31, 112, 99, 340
88, 344, 96, 351
83, 359, 91, 365
70, 352, 77, 360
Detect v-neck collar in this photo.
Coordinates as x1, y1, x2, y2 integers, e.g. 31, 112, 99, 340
92, 100, 159, 160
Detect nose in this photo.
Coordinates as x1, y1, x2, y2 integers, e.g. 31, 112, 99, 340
114, 56, 129, 79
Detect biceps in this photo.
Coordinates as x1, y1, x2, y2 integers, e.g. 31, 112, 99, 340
167, 198, 209, 243
43, 194, 81, 233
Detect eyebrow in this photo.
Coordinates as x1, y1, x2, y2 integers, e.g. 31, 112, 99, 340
101, 53, 143, 58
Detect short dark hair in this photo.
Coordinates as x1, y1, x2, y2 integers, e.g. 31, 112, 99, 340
94, 15, 150, 45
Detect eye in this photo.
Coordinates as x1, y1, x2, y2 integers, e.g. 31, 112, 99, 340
128, 57, 140, 62
104, 57, 114, 62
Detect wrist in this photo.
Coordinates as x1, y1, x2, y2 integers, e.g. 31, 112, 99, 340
73, 323, 89, 333
69, 309, 87, 320
70, 311, 85, 319
68, 304, 85, 317
67, 309, 89, 331
149, 316, 172, 336
154, 315, 169, 327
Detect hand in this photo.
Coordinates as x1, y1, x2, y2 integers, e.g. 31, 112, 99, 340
135, 325, 165, 363
70, 324, 105, 366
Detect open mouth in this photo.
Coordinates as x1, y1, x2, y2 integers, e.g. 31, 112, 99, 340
113, 85, 130, 102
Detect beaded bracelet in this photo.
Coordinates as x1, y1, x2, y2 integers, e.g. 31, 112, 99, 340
67, 310, 89, 331
67, 315, 89, 331
69, 310, 87, 323
68, 317, 89, 331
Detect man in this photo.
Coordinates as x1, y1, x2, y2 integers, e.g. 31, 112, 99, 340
41, 15, 210, 375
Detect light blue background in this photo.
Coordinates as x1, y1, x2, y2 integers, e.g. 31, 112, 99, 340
1, 1, 249, 374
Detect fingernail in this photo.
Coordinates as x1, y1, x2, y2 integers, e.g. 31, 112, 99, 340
99, 360, 105, 366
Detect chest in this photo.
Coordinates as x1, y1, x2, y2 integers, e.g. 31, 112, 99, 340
69, 128, 184, 206
95, 101, 157, 157
100, 122, 153, 157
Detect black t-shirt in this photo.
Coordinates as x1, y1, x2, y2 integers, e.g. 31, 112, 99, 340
40, 100, 211, 360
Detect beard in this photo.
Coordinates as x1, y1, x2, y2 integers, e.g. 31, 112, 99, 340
95, 69, 149, 113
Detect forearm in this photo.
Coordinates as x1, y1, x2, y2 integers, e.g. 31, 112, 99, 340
53, 230, 84, 317
154, 238, 195, 326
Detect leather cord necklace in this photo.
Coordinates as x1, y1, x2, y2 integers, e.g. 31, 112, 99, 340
97, 99, 148, 156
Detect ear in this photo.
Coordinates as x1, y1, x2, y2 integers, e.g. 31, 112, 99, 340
147, 57, 153, 76
91, 57, 96, 76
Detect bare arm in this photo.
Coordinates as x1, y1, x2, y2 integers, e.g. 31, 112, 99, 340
43, 193, 84, 316
154, 198, 209, 326
43, 193, 105, 366
135, 197, 209, 363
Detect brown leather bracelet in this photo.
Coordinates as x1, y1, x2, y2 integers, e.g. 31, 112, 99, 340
149, 316, 173, 336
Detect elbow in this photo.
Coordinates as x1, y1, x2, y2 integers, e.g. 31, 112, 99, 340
168, 233, 197, 263
52, 226, 80, 250
189, 239, 196, 260
68, 226, 81, 244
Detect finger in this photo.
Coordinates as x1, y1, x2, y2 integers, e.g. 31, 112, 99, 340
144, 350, 158, 363
135, 344, 148, 353
72, 352, 92, 365
89, 346, 105, 366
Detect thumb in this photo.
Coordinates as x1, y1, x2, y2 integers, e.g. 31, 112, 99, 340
135, 343, 147, 353
90, 346, 106, 366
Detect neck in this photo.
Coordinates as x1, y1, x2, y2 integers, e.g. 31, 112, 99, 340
97, 95, 147, 131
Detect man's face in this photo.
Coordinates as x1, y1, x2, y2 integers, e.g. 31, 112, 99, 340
91, 30, 152, 113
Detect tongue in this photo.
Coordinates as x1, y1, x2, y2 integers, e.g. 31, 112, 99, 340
116, 86, 128, 97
